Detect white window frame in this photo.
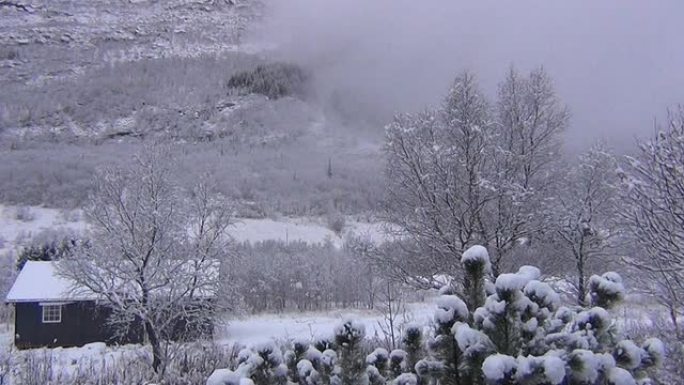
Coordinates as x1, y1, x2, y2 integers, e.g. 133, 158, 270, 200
41, 304, 62, 323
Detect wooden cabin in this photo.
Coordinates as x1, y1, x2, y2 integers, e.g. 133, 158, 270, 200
5, 261, 212, 349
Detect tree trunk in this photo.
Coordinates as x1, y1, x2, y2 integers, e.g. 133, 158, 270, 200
145, 320, 163, 374
668, 304, 682, 340
576, 253, 586, 306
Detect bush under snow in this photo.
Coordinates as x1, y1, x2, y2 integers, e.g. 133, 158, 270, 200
207, 245, 662, 385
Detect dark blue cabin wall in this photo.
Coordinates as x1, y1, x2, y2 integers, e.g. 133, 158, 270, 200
13, 300, 213, 349
13, 301, 143, 349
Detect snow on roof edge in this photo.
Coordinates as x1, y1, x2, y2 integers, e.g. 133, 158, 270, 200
5, 261, 94, 303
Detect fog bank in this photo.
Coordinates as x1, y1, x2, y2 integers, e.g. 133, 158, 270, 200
252, 0, 684, 151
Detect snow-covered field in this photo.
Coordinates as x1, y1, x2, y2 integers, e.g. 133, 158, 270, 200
0, 204, 389, 257
231, 217, 390, 247
218, 301, 435, 346
0, 205, 86, 255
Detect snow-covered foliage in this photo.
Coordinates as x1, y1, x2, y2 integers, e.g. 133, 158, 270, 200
587, 272, 625, 309
207, 369, 252, 385
205, 245, 663, 385
462, 245, 491, 313
401, 324, 424, 374
334, 319, 369, 385
6, 340, 236, 385
392, 373, 417, 385
434, 295, 469, 327
384, 68, 567, 281
461, 245, 492, 271
482, 354, 517, 383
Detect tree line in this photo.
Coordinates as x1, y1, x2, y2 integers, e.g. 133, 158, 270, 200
381, 66, 684, 337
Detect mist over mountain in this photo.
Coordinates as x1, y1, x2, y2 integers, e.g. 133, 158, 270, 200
252, 0, 684, 151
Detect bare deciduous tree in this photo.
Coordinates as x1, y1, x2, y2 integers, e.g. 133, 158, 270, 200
384, 72, 493, 283
485, 67, 568, 274
548, 143, 620, 304
383, 69, 568, 281
620, 110, 684, 336
59, 146, 233, 377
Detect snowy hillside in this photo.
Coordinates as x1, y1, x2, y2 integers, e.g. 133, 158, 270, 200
0, 0, 256, 85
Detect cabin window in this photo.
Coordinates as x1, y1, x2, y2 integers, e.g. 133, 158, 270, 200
41, 305, 62, 323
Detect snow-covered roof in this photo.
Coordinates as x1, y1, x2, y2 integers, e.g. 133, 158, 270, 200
5, 260, 221, 303
5, 261, 96, 303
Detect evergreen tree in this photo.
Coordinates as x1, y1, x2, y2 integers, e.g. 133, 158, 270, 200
402, 324, 424, 374
460, 245, 490, 316
334, 319, 369, 385
208, 245, 664, 385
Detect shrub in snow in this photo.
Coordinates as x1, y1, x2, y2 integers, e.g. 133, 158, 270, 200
367, 364, 385, 385
207, 369, 245, 385
401, 324, 424, 374
334, 319, 368, 385
392, 373, 418, 385
482, 354, 516, 384
367, 348, 390, 373
226, 62, 309, 100
388, 349, 408, 379
231, 344, 287, 385
639, 338, 665, 368
15, 227, 82, 270
207, 245, 663, 385
453, 322, 495, 381
587, 272, 625, 310
367, 348, 390, 385
416, 246, 661, 385
285, 339, 310, 383
429, 294, 469, 385
326, 209, 346, 235
314, 337, 335, 353
414, 357, 443, 384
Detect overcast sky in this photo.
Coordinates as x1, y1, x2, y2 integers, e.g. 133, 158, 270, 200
253, 0, 684, 152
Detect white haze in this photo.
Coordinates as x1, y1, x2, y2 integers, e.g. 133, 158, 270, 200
251, 0, 684, 151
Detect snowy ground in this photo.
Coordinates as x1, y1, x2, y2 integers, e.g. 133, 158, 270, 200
217, 300, 436, 347
230, 217, 390, 248
0, 204, 389, 257
0, 205, 86, 255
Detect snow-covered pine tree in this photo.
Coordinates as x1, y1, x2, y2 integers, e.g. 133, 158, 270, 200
461, 245, 491, 319
388, 349, 408, 379
428, 293, 469, 385
285, 339, 310, 383
402, 324, 424, 374
334, 319, 369, 385
207, 245, 664, 385
297, 345, 338, 385
236, 342, 288, 385
367, 347, 390, 385
417, 245, 663, 385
